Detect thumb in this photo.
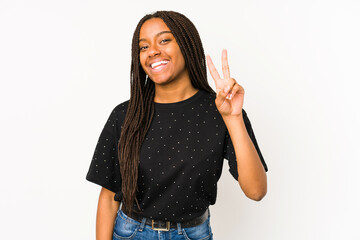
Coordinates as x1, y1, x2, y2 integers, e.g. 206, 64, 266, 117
215, 86, 230, 108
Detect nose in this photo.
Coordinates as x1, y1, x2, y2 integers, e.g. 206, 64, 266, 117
147, 44, 160, 57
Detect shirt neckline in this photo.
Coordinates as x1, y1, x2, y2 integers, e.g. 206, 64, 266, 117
154, 89, 205, 110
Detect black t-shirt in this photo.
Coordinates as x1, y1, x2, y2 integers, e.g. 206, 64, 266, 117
86, 89, 268, 222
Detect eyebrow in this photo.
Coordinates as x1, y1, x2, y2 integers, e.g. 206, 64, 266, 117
139, 31, 172, 43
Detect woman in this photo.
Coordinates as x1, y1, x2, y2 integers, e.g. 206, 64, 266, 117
86, 10, 268, 240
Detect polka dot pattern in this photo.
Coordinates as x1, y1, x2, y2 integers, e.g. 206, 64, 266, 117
86, 89, 267, 222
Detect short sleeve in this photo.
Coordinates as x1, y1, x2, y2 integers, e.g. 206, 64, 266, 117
86, 106, 122, 193
223, 109, 268, 181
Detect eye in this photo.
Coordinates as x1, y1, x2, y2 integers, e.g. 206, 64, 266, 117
160, 39, 171, 44
139, 46, 148, 51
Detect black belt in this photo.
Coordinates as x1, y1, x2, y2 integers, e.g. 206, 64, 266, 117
123, 206, 209, 231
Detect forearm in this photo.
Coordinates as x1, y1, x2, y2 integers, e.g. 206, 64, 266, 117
223, 114, 267, 201
96, 187, 120, 240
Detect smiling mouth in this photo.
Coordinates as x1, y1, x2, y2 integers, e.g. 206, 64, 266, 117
150, 60, 169, 73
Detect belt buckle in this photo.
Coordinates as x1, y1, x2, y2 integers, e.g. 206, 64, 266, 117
151, 219, 170, 231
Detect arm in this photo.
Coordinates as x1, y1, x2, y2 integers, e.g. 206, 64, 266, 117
96, 187, 120, 240
223, 115, 267, 201
206, 50, 267, 201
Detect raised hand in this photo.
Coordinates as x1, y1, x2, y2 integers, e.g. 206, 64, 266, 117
206, 49, 245, 117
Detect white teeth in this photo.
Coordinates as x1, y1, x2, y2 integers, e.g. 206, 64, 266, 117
151, 60, 169, 68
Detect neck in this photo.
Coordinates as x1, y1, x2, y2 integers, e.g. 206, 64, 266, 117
154, 84, 199, 104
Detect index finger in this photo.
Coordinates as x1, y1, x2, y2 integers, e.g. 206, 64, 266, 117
206, 55, 221, 85
221, 49, 230, 79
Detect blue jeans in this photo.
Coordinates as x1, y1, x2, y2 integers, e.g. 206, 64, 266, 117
113, 208, 214, 240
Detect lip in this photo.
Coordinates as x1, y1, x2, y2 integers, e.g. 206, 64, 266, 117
148, 59, 170, 67
148, 59, 170, 73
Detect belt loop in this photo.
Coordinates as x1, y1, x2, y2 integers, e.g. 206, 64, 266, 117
139, 217, 147, 232
177, 223, 182, 234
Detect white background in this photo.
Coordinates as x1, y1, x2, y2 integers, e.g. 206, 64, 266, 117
1, 0, 359, 239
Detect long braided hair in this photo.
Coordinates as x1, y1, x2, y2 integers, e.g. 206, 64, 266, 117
118, 10, 215, 217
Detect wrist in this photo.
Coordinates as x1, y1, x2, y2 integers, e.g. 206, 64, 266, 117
221, 113, 243, 122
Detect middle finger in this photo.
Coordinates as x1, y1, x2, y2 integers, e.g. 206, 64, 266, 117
221, 49, 230, 80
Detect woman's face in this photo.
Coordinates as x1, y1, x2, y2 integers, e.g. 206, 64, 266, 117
139, 18, 189, 86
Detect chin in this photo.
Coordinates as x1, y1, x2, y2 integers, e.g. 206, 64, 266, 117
149, 76, 173, 85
